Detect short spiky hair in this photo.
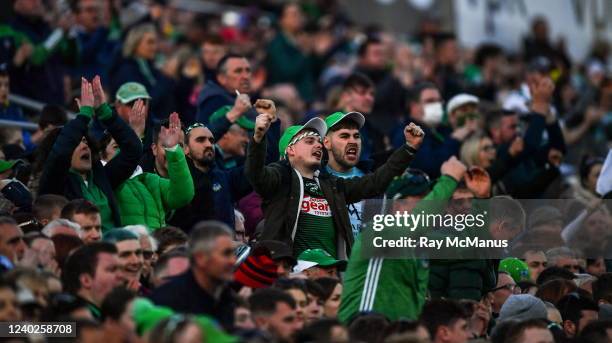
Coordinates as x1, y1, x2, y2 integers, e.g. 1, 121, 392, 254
327, 117, 360, 134
249, 288, 296, 317
189, 220, 233, 259
216, 53, 248, 76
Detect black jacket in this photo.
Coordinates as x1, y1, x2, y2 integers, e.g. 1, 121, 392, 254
245, 136, 417, 258
39, 111, 142, 227
149, 269, 236, 331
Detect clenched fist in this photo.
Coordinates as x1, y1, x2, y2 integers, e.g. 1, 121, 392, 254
440, 156, 467, 182
253, 113, 273, 143
254, 99, 277, 122
404, 122, 425, 149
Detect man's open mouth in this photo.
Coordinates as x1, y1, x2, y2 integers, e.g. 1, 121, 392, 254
312, 150, 322, 159
346, 147, 358, 157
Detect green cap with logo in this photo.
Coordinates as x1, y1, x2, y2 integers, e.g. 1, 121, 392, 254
0, 160, 16, 174
278, 117, 327, 157
386, 169, 432, 199
499, 257, 531, 283
115, 82, 152, 104
209, 105, 255, 130
324, 111, 365, 133
295, 248, 347, 272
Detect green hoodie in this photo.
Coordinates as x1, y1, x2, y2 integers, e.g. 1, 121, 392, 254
115, 147, 194, 230
338, 175, 458, 322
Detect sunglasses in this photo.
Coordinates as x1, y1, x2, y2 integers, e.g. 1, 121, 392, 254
482, 145, 496, 152
185, 122, 206, 135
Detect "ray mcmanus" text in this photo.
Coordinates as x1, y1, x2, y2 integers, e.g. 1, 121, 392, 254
372, 236, 508, 249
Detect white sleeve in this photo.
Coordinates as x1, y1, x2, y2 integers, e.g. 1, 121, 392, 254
596, 149, 612, 196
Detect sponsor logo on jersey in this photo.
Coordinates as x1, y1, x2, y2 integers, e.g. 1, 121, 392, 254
301, 195, 332, 217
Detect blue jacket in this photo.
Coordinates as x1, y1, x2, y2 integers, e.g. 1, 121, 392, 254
196, 80, 259, 125
391, 119, 461, 178
73, 27, 119, 81
167, 158, 252, 232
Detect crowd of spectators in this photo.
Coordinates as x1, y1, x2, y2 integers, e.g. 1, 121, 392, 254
0, 0, 612, 342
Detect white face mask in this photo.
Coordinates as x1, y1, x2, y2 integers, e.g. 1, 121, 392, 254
423, 102, 444, 126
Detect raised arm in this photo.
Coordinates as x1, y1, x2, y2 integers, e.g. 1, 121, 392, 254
343, 123, 425, 203
158, 113, 195, 209
244, 101, 283, 197
39, 78, 93, 195
92, 75, 143, 189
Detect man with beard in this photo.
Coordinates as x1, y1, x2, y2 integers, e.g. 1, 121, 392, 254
39, 76, 142, 230
246, 102, 425, 258
323, 112, 366, 238
102, 229, 144, 293
336, 73, 389, 164
168, 121, 252, 231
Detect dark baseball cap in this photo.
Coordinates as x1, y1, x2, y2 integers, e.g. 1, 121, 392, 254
254, 240, 296, 266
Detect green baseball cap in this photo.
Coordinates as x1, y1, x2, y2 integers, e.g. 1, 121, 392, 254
324, 111, 365, 133
209, 105, 255, 130
102, 228, 139, 243
278, 117, 327, 157
0, 160, 16, 174
385, 169, 432, 199
115, 82, 152, 104
499, 257, 531, 283
294, 248, 347, 272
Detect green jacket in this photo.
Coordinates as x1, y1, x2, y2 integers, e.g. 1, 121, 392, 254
338, 175, 458, 323
115, 147, 194, 230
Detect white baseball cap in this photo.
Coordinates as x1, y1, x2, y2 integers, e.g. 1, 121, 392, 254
446, 93, 479, 114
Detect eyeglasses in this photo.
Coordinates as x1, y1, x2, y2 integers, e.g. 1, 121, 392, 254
489, 284, 521, 294
185, 123, 206, 135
